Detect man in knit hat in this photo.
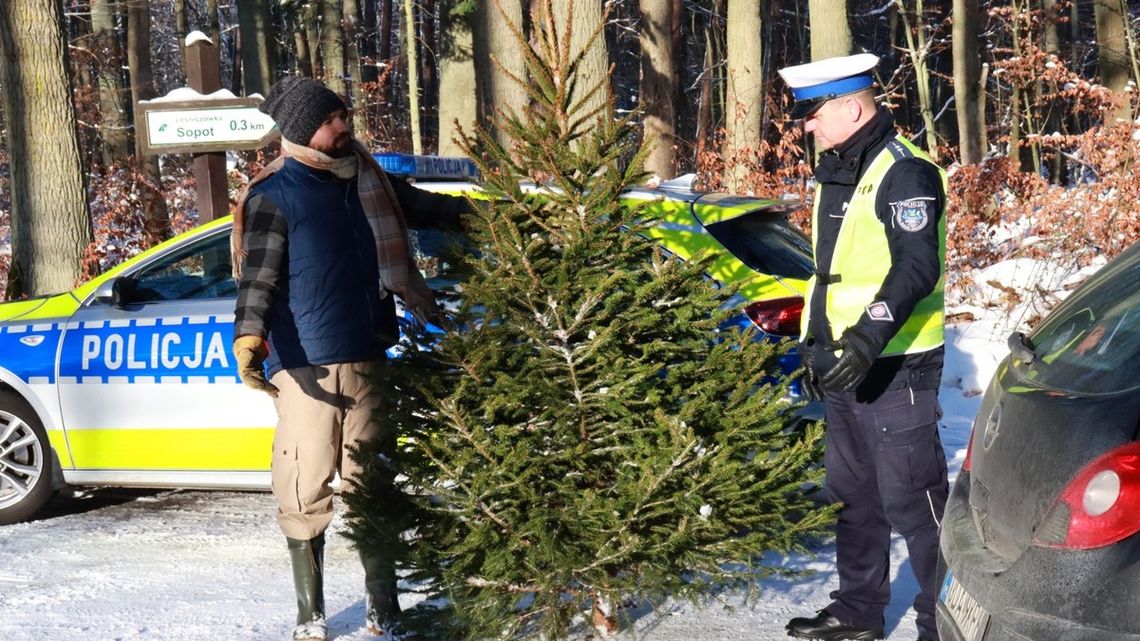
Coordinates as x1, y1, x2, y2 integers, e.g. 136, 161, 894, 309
232, 76, 471, 641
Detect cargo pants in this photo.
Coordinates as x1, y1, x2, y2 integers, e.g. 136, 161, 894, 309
822, 387, 949, 641
268, 360, 385, 541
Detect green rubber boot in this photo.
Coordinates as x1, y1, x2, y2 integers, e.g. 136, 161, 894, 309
360, 546, 400, 637
287, 535, 327, 641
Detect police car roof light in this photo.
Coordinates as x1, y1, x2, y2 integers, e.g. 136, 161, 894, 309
372, 152, 479, 181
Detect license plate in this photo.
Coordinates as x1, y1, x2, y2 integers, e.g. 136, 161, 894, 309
940, 570, 990, 641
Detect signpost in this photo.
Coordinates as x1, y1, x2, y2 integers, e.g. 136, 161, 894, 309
137, 100, 277, 155
134, 33, 280, 221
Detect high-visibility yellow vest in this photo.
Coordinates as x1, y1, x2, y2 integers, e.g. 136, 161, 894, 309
800, 135, 947, 356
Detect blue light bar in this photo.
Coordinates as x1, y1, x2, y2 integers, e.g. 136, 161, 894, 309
372, 152, 479, 180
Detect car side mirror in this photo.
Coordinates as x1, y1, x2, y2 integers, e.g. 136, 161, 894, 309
112, 276, 139, 308
1007, 331, 1037, 364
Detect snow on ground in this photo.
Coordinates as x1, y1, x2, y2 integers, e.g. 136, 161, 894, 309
0, 323, 1009, 641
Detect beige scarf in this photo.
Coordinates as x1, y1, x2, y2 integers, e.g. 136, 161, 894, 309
231, 139, 439, 322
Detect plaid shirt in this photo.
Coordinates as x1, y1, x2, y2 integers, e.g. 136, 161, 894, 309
233, 192, 289, 340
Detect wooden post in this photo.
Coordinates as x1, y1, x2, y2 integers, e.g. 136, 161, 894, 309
184, 35, 229, 221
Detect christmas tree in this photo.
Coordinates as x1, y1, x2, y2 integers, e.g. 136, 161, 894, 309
346, 2, 834, 639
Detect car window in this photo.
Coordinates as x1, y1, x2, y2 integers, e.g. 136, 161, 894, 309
1019, 247, 1140, 394
703, 212, 814, 280
410, 227, 476, 290
132, 232, 237, 302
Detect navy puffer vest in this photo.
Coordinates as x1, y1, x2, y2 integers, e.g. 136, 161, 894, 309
252, 159, 396, 376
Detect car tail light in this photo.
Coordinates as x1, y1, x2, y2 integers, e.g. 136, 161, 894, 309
744, 297, 803, 337
962, 426, 975, 472
1033, 442, 1140, 550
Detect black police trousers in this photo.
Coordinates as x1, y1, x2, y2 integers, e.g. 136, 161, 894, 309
822, 387, 949, 641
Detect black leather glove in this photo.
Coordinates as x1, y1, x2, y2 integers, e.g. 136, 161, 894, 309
820, 327, 877, 392
798, 342, 825, 402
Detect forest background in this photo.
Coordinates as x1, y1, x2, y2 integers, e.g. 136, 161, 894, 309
0, 0, 1138, 315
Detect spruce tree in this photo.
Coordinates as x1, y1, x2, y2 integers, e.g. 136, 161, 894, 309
346, 2, 834, 639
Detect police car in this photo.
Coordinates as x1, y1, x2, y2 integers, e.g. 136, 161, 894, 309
0, 154, 813, 525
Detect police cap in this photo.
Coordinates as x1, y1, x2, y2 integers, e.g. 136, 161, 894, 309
778, 53, 880, 119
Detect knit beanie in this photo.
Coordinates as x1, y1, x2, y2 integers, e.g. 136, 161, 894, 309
259, 77, 348, 145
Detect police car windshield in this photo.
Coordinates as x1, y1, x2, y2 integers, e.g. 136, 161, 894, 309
703, 213, 814, 280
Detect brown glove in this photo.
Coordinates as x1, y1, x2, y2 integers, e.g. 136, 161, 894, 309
233, 335, 279, 397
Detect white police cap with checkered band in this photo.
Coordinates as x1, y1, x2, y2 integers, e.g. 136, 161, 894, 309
778, 53, 880, 119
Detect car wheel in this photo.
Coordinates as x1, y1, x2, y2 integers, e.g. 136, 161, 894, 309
0, 391, 53, 525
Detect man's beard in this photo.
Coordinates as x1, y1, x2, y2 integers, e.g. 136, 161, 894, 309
330, 134, 354, 158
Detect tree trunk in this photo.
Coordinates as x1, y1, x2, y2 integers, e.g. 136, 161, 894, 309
1043, 0, 1061, 55
670, 0, 689, 155
895, 0, 939, 158
237, 0, 277, 96
437, 0, 478, 155
126, 0, 172, 245
206, 0, 222, 47
639, 0, 677, 179
174, 0, 188, 75
696, 0, 724, 162
91, 0, 131, 166
69, 6, 101, 164
404, 0, 423, 153
671, 0, 683, 75
475, 0, 527, 149
362, 0, 380, 83
723, 0, 762, 193
552, 0, 610, 123
292, 3, 314, 77
929, 0, 956, 147
1042, 0, 1066, 182
1008, 0, 1036, 171
696, 24, 713, 156
421, 0, 439, 147
379, 0, 394, 62
378, 0, 395, 108
322, 0, 347, 95
0, 0, 93, 298
1094, 0, 1135, 120
344, 0, 369, 137
952, 0, 985, 164
1009, 82, 1024, 163
305, 2, 321, 80
808, 0, 851, 59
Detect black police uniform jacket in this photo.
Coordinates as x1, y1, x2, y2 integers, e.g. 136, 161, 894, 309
807, 108, 946, 397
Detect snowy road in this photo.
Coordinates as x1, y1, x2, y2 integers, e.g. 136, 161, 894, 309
0, 488, 930, 641
0, 322, 1002, 641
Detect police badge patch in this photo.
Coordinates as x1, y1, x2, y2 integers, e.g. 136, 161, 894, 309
892, 198, 930, 232
866, 301, 894, 322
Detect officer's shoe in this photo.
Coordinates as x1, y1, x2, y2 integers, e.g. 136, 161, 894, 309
785, 610, 884, 640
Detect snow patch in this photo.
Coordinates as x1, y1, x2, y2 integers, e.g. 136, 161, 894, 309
184, 30, 213, 46
141, 87, 242, 103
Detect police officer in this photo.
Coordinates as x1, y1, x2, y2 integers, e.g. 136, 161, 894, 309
779, 54, 949, 641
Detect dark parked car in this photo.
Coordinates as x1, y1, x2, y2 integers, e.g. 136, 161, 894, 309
936, 240, 1140, 641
